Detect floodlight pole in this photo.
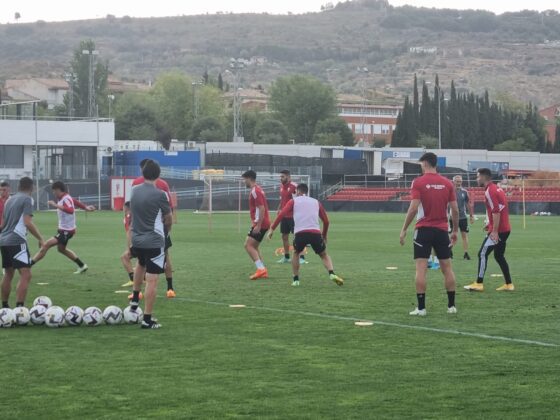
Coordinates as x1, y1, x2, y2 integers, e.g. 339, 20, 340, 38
96, 105, 101, 210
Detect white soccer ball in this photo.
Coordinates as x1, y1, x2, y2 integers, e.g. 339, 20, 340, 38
123, 305, 143, 324
12, 307, 30, 326
0, 308, 15, 328
30, 305, 47, 325
64, 306, 84, 326
45, 306, 65, 328
83, 306, 102, 326
103, 306, 123, 325
33, 296, 53, 308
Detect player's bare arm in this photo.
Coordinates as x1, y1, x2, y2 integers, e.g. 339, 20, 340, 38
400, 199, 420, 245
24, 214, 44, 248
163, 212, 173, 233
490, 213, 501, 242
253, 205, 265, 234
449, 201, 460, 246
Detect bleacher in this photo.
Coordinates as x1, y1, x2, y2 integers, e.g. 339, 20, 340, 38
327, 186, 560, 203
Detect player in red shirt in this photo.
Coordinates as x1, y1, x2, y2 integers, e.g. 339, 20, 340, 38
0, 181, 10, 231
400, 153, 460, 316
276, 170, 307, 264
242, 170, 270, 280
131, 159, 176, 298
464, 168, 514, 292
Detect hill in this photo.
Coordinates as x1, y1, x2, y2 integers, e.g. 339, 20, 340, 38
1, 0, 560, 106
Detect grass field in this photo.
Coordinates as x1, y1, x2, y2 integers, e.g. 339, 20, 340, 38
1, 210, 559, 419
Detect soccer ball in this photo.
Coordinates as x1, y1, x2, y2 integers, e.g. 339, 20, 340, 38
45, 306, 65, 328
83, 306, 103, 326
102, 306, 123, 325
30, 305, 47, 325
33, 296, 53, 308
0, 308, 15, 328
123, 305, 143, 324
64, 306, 84, 326
12, 307, 30, 326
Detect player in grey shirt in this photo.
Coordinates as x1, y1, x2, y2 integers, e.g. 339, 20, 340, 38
0, 177, 45, 308
129, 160, 172, 329
450, 175, 474, 260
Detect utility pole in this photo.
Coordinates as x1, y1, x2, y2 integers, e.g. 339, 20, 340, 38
82, 49, 99, 118
358, 67, 369, 144
191, 81, 203, 121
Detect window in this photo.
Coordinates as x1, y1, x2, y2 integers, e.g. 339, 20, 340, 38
0, 145, 24, 168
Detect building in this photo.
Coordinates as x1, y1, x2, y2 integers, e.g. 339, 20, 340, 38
337, 100, 402, 146
223, 88, 269, 112
4, 77, 150, 110
0, 101, 114, 182
539, 104, 559, 145
5, 78, 69, 109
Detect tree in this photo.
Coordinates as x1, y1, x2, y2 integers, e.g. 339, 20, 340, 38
15, 12, 21, 23
151, 72, 194, 140
190, 116, 225, 142
313, 117, 354, 146
269, 75, 337, 143
254, 118, 290, 144
217, 73, 224, 91
554, 123, 560, 153
63, 40, 109, 117
113, 92, 158, 140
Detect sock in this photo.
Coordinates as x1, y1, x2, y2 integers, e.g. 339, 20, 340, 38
16, 302, 24, 307
128, 272, 134, 281
143, 314, 152, 324
166, 277, 173, 291
74, 258, 85, 268
255, 260, 265, 270
428, 256, 433, 263
476, 278, 484, 284
131, 290, 140, 303
300, 254, 305, 260
293, 275, 299, 282
433, 257, 439, 264
284, 253, 290, 260
328, 270, 335, 276
30, 259, 36, 266
417, 293, 426, 310
2, 301, 9, 308
447, 291, 456, 308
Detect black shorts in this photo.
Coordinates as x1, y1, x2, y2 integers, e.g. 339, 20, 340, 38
55, 230, 74, 246
413, 227, 451, 260
131, 247, 166, 275
293, 232, 326, 255
280, 218, 295, 235
449, 218, 469, 233
165, 234, 172, 251
129, 247, 138, 259
1, 244, 32, 269
247, 227, 268, 243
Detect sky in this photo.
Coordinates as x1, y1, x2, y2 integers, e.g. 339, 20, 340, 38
1, 0, 557, 24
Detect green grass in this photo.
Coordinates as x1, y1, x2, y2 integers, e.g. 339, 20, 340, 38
1, 211, 559, 419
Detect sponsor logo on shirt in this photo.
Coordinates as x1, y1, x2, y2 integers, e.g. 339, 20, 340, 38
426, 184, 446, 190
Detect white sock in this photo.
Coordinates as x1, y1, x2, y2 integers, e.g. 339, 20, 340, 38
255, 260, 265, 269
433, 257, 439, 264
428, 256, 433, 263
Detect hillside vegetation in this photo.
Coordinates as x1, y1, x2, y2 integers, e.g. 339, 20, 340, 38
1, 0, 560, 106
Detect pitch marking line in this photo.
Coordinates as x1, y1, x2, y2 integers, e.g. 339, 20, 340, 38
170, 296, 559, 348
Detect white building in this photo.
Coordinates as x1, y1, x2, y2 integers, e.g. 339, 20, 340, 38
0, 103, 114, 181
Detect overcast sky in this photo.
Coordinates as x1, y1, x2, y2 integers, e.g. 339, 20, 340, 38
1, 0, 557, 23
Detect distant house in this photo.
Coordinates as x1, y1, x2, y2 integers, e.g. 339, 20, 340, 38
539, 104, 560, 144
5, 78, 69, 109
223, 88, 269, 112
409, 46, 438, 54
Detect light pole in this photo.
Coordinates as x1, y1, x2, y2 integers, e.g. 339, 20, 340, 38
82, 49, 99, 118
229, 58, 245, 142
358, 67, 369, 145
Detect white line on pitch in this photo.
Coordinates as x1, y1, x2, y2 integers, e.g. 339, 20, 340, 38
169, 296, 559, 348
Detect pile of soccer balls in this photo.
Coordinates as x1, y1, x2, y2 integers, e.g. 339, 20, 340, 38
0, 296, 142, 328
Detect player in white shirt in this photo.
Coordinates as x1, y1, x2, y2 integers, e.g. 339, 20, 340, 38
31, 181, 95, 274
268, 183, 343, 286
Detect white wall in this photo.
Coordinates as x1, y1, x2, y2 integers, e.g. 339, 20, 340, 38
0, 119, 115, 148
